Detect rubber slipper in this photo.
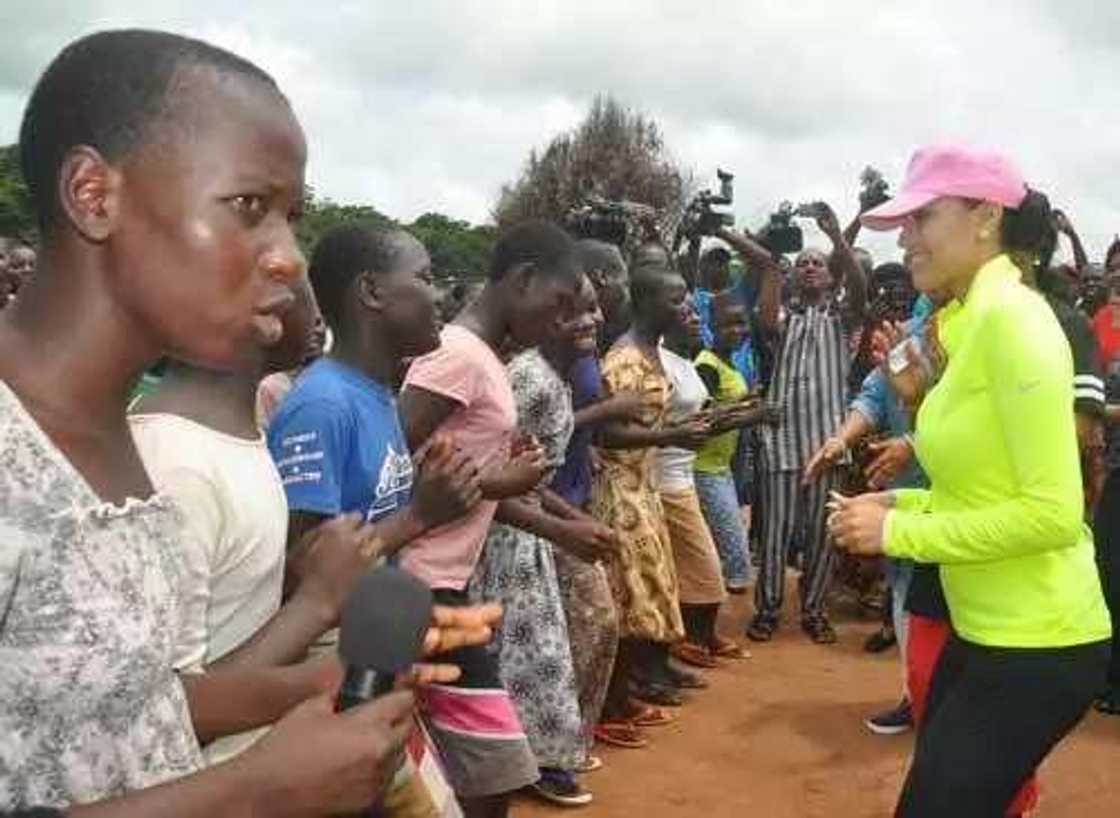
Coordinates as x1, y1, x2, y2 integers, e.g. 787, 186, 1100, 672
593, 722, 648, 749
575, 755, 604, 773
671, 641, 720, 669
627, 704, 675, 727
711, 635, 750, 660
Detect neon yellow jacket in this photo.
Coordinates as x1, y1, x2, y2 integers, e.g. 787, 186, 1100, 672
884, 254, 1111, 647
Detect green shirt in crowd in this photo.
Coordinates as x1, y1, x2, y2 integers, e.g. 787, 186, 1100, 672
694, 349, 747, 476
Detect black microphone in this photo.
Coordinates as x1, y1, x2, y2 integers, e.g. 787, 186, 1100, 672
335, 565, 434, 712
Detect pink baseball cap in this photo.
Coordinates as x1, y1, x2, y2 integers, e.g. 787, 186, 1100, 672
861, 144, 1028, 231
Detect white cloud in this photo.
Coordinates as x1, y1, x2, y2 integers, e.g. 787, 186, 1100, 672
1, 0, 1117, 264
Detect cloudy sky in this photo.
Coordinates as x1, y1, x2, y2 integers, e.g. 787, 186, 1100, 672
1, 1, 1116, 264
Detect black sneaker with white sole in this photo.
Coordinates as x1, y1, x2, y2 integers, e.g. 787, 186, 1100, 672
865, 699, 914, 735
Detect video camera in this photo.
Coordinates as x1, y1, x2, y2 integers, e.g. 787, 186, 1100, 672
564, 197, 657, 247
755, 201, 825, 256
676, 169, 735, 244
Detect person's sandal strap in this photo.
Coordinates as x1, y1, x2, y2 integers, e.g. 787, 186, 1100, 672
630, 705, 675, 727
711, 636, 750, 659
594, 722, 647, 748
671, 641, 719, 668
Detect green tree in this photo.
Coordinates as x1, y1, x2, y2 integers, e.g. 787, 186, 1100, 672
493, 94, 691, 243
408, 212, 495, 283
295, 186, 394, 253
295, 195, 494, 283
0, 144, 36, 241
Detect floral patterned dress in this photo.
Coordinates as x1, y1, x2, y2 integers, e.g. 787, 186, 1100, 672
470, 350, 584, 771
591, 345, 685, 643
0, 382, 203, 809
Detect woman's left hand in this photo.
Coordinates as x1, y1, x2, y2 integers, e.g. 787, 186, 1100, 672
828, 493, 889, 556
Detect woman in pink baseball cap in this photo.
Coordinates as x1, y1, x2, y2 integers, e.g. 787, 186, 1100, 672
829, 144, 1111, 817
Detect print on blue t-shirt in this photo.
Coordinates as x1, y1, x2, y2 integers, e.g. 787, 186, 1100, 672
267, 358, 414, 523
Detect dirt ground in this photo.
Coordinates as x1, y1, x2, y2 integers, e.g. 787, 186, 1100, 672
513, 581, 1119, 818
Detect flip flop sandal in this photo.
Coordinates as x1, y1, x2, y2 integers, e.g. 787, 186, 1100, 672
711, 636, 751, 660
575, 755, 604, 773
594, 722, 648, 749
627, 703, 676, 727
671, 641, 720, 669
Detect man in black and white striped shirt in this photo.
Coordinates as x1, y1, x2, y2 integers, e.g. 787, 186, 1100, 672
748, 203, 868, 644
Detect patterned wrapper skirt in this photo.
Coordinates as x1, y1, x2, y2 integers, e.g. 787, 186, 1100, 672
469, 524, 586, 771
553, 548, 619, 754
591, 464, 685, 643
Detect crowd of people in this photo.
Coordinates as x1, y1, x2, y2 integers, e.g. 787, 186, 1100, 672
0, 27, 1116, 818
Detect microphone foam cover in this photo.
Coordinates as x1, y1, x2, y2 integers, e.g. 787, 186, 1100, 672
338, 565, 434, 675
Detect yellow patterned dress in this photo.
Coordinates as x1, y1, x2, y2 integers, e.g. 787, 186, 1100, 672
591, 345, 685, 643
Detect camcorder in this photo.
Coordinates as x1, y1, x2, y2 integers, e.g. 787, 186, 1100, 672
676, 169, 735, 244
756, 202, 828, 256
564, 197, 657, 247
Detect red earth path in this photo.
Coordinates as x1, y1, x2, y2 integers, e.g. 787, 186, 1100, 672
513, 586, 1119, 818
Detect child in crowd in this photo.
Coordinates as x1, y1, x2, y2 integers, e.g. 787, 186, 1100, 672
693, 296, 775, 596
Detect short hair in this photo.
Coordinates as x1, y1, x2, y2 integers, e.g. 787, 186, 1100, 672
629, 260, 680, 309
700, 247, 732, 268
20, 29, 281, 230
712, 290, 744, 313
308, 224, 412, 331
630, 241, 672, 272
576, 239, 624, 277
871, 262, 909, 287
489, 220, 577, 283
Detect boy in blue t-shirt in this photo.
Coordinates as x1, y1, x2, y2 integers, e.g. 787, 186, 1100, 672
270, 358, 415, 524
268, 224, 480, 561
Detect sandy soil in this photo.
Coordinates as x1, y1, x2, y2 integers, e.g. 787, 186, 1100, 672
513, 583, 1119, 818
